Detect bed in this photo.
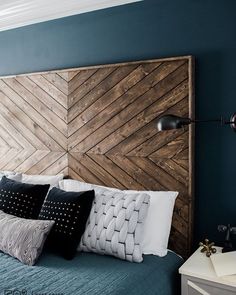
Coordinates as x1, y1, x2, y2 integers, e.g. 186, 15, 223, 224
0, 251, 182, 295
0, 55, 194, 295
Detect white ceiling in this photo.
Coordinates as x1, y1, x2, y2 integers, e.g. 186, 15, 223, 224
0, 0, 142, 32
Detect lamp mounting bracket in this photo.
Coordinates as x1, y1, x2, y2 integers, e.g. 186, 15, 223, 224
229, 113, 236, 132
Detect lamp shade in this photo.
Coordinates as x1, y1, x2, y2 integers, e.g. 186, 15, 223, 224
156, 115, 192, 131
230, 113, 236, 132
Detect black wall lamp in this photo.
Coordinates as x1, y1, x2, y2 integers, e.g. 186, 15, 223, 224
157, 112, 236, 252
156, 113, 236, 132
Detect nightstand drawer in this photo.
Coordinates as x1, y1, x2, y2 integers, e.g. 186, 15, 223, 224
182, 275, 236, 295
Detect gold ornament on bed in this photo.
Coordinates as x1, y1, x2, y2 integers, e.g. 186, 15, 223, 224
0, 55, 194, 258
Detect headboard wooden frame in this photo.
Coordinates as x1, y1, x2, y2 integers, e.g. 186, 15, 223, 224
0, 56, 194, 257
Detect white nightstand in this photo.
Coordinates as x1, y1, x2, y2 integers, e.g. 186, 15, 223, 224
179, 247, 236, 295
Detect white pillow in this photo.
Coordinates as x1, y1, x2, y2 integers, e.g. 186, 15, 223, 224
59, 179, 119, 192
22, 174, 63, 188
0, 170, 16, 176
60, 179, 178, 257
0, 170, 22, 182
123, 190, 178, 257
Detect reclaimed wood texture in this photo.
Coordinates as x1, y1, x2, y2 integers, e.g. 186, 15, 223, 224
0, 56, 194, 257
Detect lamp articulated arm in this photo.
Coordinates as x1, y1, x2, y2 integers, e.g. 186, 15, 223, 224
156, 112, 236, 132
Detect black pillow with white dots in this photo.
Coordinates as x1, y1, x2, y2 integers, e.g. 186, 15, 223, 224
38, 187, 94, 259
0, 176, 50, 219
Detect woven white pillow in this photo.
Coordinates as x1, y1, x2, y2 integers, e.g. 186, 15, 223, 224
79, 187, 150, 262
60, 179, 178, 257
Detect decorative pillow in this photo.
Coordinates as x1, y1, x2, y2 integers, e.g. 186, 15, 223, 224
60, 179, 178, 257
38, 187, 94, 259
22, 173, 63, 188
0, 210, 54, 266
0, 170, 22, 182
59, 179, 119, 192
0, 176, 50, 219
123, 190, 178, 257
79, 188, 150, 263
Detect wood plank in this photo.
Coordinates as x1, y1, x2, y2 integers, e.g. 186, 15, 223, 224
98, 95, 188, 156
173, 158, 189, 170
0, 148, 20, 169
0, 90, 63, 151
0, 147, 11, 163
68, 70, 80, 82
68, 67, 115, 110
69, 63, 187, 152
3, 77, 67, 136
107, 155, 164, 191
3, 149, 34, 171
0, 111, 34, 151
175, 197, 189, 222
155, 159, 189, 186
67, 64, 138, 124
16, 150, 50, 173
169, 226, 188, 253
0, 124, 21, 150
15, 75, 67, 122
0, 79, 66, 150
57, 70, 80, 83
70, 65, 141, 129
57, 71, 69, 82
26, 151, 66, 174
68, 69, 97, 97
174, 148, 189, 160
80, 154, 125, 189
68, 153, 106, 185
68, 63, 160, 139
59, 167, 69, 178
128, 129, 185, 157
68, 167, 85, 182
43, 73, 68, 95
41, 153, 68, 175
129, 156, 188, 199
88, 153, 145, 190
0, 133, 9, 149
0, 94, 48, 151
149, 132, 189, 160
171, 210, 189, 238
29, 75, 68, 108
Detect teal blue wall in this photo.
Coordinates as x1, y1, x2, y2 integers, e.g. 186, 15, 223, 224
0, 0, 236, 248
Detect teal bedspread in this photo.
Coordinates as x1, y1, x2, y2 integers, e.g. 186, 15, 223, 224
0, 251, 182, 295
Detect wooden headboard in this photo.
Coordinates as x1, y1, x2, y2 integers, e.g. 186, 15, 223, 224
0, 56, 194, 257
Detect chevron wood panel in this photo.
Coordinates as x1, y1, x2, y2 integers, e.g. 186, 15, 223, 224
0, 56, 194, 258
